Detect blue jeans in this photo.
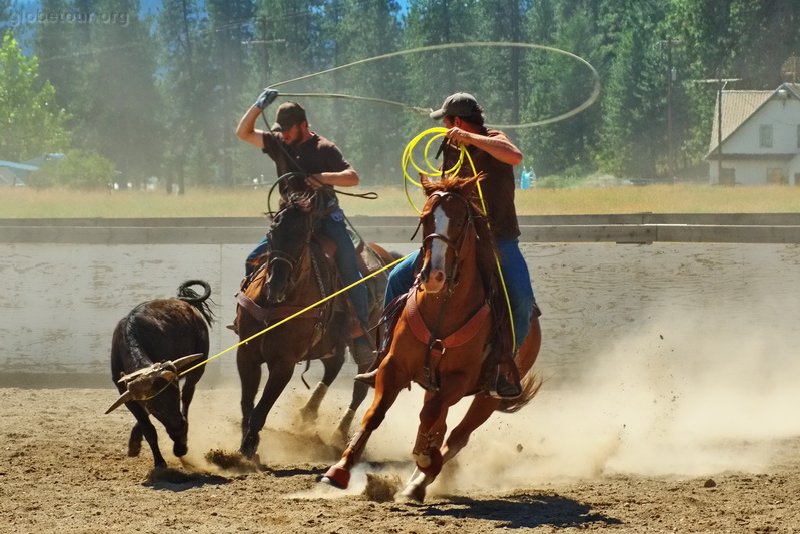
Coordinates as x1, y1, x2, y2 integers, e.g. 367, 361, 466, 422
384, 239, 535, 349
317, 213, 369, 328
246, 213, 370, 328
246, 235, 270, 276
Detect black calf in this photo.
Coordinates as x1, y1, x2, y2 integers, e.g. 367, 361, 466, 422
107, 280, 214, 469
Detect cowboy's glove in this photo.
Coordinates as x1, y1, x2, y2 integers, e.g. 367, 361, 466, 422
255, 88, 278, 110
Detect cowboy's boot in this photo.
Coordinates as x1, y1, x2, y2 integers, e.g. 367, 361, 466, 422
355, 292, 407, 387
226, 316, 239, 335
353, 335, 389, 387
491, 355, 522, 399
353, 357, 380, 387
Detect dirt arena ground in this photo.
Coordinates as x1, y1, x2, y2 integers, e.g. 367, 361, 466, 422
2, 358, 800, 533
3, 243, 800, 533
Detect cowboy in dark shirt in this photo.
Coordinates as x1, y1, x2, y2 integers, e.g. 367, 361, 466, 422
235, 90, 373, 361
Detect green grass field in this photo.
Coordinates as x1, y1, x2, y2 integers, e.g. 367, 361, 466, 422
2, 184, 800, 218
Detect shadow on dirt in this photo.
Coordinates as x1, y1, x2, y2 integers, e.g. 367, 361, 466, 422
419, 493, 622, 529
143, 468, 231, 492
266, 465, 324, 478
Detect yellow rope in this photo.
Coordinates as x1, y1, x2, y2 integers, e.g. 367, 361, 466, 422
179, 253, 411, 377
402, 131, 517, 348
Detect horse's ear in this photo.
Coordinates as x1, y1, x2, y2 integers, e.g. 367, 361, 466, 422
459, 173, 482, 195
420, 174, 436, 196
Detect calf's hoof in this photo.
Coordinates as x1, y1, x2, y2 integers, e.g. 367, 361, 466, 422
127, 442, 141, 457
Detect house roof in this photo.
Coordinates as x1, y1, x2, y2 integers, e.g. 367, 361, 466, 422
707, 82, 800, 157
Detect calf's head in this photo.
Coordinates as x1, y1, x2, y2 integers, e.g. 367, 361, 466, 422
106, 353, 204, 456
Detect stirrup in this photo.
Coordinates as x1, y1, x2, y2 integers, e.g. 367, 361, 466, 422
490, 372, 522, 400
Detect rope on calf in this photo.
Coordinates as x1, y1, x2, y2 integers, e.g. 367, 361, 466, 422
178, 253, 411, 377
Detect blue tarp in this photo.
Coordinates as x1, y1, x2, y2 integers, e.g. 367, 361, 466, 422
0, 160, 39, 172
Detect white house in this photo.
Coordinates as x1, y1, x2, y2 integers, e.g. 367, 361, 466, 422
707, 82, 800, 186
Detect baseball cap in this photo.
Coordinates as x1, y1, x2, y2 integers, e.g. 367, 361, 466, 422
429, 92, 480, 120
271, 102, 307, 131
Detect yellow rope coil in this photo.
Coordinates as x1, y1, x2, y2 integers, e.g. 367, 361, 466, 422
402, 130, 516, 348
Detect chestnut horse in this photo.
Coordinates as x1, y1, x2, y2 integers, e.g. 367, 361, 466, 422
235, 190, 391, 459
322, 175, 542, 501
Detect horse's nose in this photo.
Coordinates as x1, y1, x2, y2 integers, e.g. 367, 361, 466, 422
423, 269, 446, 294
266, 289, 286, 304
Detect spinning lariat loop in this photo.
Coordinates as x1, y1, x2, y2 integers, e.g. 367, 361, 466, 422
160, 42, 599, 379
271, 41, 601, 131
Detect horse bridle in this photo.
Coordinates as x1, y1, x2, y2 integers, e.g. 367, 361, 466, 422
420, 191, 476, 287
266, 200, 314, 289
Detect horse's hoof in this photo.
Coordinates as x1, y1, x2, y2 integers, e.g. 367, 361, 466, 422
320, 465, 350, 489
397, 484, 426, 504
298, 407, 317, 425
239, 435, 259, 460
416, 448, 443, 478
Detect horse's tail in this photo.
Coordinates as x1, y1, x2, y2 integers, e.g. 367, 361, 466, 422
496, 370, 543, 414
177, 280, 215, 326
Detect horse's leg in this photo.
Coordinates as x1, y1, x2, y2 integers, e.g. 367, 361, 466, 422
236, 345, 262, 439
397, 388, 459, 503
321, 360, 409, 489
442, 395, 499, 463
239, 357, 294, 459
299, 345, 344, 424
407, 318, 543, 498
402, 399, 489, 504
331, 341, 373, 446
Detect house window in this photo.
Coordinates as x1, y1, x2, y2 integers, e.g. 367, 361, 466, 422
760, 125, 773, 148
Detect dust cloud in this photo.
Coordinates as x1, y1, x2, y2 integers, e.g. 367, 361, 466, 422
423, 301, 800, 497
183, 298, 800, 498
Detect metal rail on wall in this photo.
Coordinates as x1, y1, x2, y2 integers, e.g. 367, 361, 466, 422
1, 215, 800, 244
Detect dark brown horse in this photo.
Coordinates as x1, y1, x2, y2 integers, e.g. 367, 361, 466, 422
235, 191, 391, 459
322, 175, 542, 501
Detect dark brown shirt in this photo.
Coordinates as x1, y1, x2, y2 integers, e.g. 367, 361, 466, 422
261, 131, 351, 209
442, 128, 521, 240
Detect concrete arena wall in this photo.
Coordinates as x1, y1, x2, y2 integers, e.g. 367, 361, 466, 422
1, 215, 800, 387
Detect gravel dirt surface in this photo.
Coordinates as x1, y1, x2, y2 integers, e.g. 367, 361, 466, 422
2, 376, 799, 533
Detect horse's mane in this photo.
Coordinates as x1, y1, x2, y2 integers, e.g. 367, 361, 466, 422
276, 191, 314, 216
